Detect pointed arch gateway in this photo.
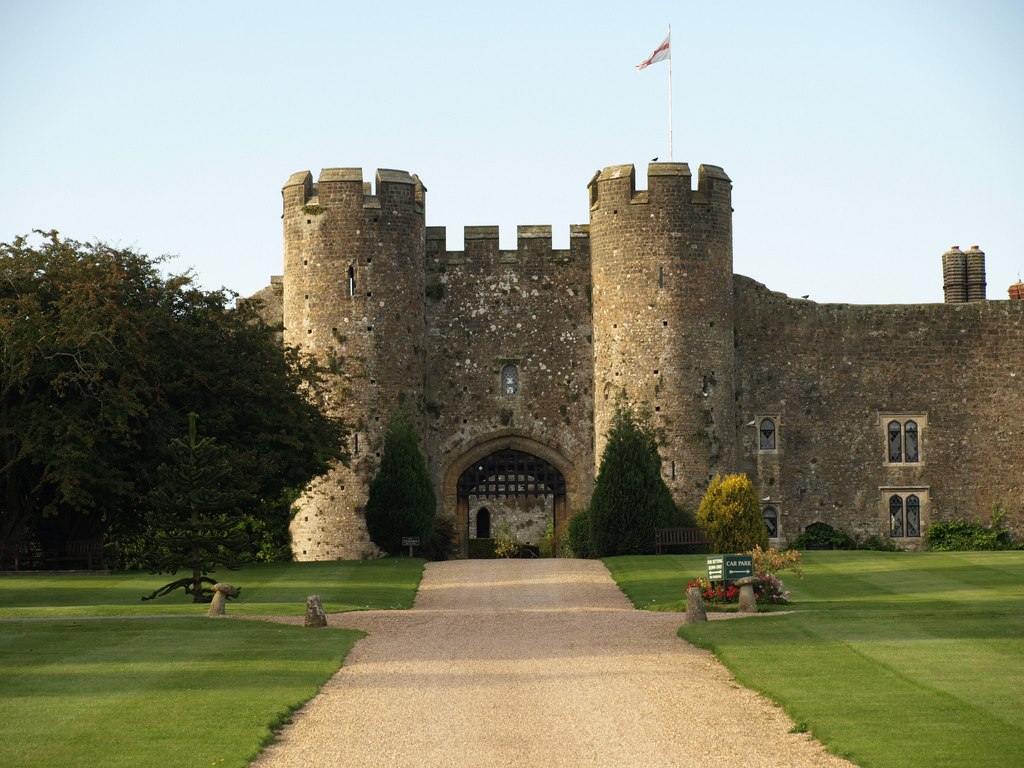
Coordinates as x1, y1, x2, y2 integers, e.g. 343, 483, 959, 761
443, 434, 573, 558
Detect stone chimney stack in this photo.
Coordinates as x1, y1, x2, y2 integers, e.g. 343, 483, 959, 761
966, 246, 987, 302
942, 246, 967, 303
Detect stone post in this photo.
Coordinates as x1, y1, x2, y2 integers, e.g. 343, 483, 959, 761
305, 594, 328, 627
685, 586, 708, 623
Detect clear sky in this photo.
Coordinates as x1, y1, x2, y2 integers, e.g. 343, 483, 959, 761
2, 1, 1021, 304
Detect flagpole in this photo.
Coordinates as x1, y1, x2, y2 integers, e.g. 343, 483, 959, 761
667, 24, 673, 162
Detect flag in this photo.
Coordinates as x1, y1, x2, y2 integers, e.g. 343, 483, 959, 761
636, 32, 670, 71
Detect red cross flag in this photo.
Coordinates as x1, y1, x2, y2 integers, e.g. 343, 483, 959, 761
636, 32, 671, 71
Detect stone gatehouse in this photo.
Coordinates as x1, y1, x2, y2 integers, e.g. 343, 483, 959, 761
248, 162, 1024, 558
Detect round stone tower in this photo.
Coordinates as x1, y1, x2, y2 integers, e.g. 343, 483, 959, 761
588, 162, 735, 508
282, 168, 428, 560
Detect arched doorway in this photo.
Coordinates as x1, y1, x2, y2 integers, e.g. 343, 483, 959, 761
457, 448, 567, 556
475, 507, 492, 539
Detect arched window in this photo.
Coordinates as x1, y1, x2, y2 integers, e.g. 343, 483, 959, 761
501, 364, 519, 396
906, 495, 920, 537
883, 416, 925, 464
888, 421, 903, 463
904, 421, 919, 463
476, 508, 491, 539
762, 505, 779, 538
759, 418, 777, 451
347, 265, 355, 297
889, 495, 905, 537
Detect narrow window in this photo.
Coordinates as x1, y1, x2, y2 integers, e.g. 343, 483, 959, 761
906, 495, 921, 536
888, 421, 903, 463
659, 266, 664, 289
353, 433, 359, 455
502, 364, 519, 396
759, 418, 777, 451
348, 265, 355, 297
762, 506, 779, 538
904, 421, 919, 463
889, 495, 904, 537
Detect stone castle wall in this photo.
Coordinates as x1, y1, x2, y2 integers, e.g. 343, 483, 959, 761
424, 224, 594, 548
734, 275, 1024, 543
259, 161, 1023, 558
589, 163, 736, 510
281, 169, 427, 559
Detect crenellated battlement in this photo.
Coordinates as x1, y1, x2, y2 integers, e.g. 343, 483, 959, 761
282, 167, 425, 214
588, 162, 731, 210
426, 224, 589, 269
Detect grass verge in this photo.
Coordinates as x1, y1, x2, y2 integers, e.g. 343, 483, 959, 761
0, 618, 363, 768
0, 558, 425, 767
605, 551, 1024, 768
0, 558, 425, 618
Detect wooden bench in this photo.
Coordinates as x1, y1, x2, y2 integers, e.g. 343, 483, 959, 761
654, 527, 710, 555
43, 539, 109, 570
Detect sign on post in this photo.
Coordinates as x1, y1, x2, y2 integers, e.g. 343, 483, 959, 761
707, 554, 753, 581
402, 537, 420, 558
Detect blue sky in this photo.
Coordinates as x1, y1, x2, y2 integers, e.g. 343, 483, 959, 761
2, 1, 1021, 304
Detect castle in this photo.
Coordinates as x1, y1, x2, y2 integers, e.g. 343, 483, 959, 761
248, 162, 1024, 559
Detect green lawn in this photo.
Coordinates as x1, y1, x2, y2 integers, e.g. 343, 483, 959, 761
0, 558, 424, 617
605, 551, 1024, 768
0, 559, 424, 768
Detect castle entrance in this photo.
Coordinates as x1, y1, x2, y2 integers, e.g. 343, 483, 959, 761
456, 449, 567, 557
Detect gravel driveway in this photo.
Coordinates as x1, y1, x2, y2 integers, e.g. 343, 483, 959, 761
251, 559, 854, 767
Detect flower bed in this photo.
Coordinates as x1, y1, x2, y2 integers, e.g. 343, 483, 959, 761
687, 573, 791, 605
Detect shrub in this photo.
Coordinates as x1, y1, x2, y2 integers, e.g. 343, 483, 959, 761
750, 545, 804, 579
695, 474, 768, 553
856, 534, 899, 552
589, 405, 681, 556
926, 506, 1015, 551
538, 520, 555, 558
493, 519, 520, 558
469, 538, 496, 559
792, 521, 855, 550
423, 514, 458, 561
364, 410, 436, 555
564, 506, 596, 558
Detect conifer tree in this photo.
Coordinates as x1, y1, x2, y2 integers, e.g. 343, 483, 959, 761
142, 413, 249, 602
365, 410, 436, 555
696, 473, 769, 553
589, 404, 683, 556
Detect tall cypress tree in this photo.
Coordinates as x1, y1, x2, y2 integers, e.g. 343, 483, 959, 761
589, 404, 683, 556
143, 413, 249, 602
365, 410, 436, 555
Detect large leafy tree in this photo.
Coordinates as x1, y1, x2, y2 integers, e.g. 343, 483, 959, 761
0, 231, 346, 561
589, 404, 685, 556
143, 413, 249, 602
365, 410, 436, 555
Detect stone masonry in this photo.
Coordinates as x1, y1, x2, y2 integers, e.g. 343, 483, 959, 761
251, 162, 1024, 559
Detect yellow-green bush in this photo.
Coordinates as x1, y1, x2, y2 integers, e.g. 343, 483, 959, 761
696, 474, 768, 553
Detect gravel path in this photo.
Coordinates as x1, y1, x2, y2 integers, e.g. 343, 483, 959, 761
251, 559, 854, 767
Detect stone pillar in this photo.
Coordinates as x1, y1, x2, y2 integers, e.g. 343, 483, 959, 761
685, 586, 708, 622
304, 595, 328, 627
